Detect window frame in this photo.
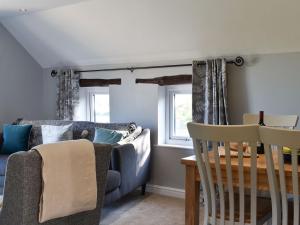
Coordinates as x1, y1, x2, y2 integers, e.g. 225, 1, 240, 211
86, 87, 110, 123
165, 85, 192, 146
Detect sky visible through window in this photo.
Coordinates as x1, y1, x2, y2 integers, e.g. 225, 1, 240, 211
94, 94, 110, 123
173, 93, 192, 137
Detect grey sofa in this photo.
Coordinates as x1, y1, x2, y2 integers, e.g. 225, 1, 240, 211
0, 120, 151, 205
0, 143, 112, 225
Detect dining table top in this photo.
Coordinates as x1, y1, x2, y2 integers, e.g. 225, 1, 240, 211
181, 151, 300, 193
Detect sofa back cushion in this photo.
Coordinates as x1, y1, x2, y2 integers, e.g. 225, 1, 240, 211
41, 124, 73, 144
1, 124, 32, 154
19, 120, 135, 149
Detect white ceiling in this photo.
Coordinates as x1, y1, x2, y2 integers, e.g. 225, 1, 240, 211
2, 0, 300, 68
0, 0, 91, 18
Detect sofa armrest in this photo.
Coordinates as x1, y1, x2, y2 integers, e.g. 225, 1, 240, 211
111, 129, 151, 196
0, 144, 112, 225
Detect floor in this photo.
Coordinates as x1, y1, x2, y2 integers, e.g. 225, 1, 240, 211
100, 192, 187, 225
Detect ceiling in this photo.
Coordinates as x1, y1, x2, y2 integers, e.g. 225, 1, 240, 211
0, 0, 91, 18
1, 0, 300, 68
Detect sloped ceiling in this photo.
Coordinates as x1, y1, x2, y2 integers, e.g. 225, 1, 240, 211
1, 0, 300, 68
0, 0, 91, 18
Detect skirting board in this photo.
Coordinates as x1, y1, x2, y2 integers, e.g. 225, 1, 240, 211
145, 184, 185, 199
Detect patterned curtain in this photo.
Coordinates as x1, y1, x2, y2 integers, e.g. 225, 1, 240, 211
56, 69, 80, 120
192, 58, 229, 125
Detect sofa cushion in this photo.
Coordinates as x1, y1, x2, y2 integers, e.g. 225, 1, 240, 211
41, 124, 73, 144
105, 170, 121, 193
19, 120, 136, 148
0, 155, 9, 176
1, 125, 32, 154
93, 128, 123, 144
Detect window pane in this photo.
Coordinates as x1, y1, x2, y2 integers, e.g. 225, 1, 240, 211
94, 94, 110, 123
174, 93, 192, 137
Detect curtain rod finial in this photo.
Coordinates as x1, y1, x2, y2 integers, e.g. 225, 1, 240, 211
51, 70, 58, 77
234, 56, 244, 66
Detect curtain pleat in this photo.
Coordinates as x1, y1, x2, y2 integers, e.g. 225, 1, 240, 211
192, 58, 228, 125
56, 70, 80, 120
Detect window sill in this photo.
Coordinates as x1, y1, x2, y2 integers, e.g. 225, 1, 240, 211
155, 144, 193, 151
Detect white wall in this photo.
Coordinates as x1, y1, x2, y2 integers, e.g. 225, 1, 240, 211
0, 23, 44, 126
42, 52, 300, 189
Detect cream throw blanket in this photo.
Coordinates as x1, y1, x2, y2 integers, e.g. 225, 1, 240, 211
33, 139, 97, 223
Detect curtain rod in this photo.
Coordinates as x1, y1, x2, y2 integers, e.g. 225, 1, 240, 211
50, 56, 244, 77
73, 56, 244, 74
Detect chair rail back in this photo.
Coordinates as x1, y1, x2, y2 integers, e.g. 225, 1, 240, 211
243, 114, 298, 129
187, 122, 260, 225
259, 126, 300, 225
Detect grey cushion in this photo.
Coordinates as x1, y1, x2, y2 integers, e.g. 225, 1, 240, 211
105, 170, 121, 193
0, 155, 9, 176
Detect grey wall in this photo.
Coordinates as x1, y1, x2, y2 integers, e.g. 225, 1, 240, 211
42, 52, 300, 189
0, 24, 44, 126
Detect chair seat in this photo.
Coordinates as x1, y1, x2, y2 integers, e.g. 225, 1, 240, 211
213, 194, 272, 224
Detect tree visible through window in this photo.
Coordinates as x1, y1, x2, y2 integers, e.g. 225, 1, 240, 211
173, 93, 192, 137
166, 85, 192, 145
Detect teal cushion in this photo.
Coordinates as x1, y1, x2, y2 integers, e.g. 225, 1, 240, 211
1, 124, 32, 154
93, 128, 123, 144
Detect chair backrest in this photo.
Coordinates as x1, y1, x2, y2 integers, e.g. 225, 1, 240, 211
0, 144, 112, 225
243, 113, 298, 129
259, 126, 300, 225
187, 122, 260, 225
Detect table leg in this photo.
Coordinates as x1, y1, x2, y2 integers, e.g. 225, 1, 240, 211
185, 166, 200, 225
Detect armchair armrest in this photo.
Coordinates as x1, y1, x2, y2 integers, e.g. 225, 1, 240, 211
111, 129, 151, 196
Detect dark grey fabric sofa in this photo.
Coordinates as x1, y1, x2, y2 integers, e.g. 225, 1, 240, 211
0, 143, 112, 225
0, 120, 151, 205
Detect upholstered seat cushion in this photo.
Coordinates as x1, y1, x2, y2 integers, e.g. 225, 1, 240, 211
0, 155, 9, 176
105, 170, 121, 193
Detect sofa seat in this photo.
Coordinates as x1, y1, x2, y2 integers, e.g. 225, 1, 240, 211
105, 170, 121, 193
0, 155, 9, 176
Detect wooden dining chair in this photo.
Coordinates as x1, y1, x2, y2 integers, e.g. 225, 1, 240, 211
187, 123, 272, 225
243, 113, 298, 129
259, 126, 300, 225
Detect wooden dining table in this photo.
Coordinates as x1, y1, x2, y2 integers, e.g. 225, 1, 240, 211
181, 152, 300, 225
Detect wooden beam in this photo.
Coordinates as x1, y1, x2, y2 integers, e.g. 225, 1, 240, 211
79, 79, 121, 87
135, 74, 192, 86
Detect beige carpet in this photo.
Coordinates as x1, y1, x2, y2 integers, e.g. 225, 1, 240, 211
101, 192, 188, 225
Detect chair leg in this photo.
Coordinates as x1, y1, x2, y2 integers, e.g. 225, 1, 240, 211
141, 183, 146, 195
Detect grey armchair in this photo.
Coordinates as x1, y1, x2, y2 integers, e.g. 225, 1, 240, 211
0, 143, 112, 225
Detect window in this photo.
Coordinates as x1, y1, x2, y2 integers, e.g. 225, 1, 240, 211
88, 88, 110, 123
166, 85, 192, 145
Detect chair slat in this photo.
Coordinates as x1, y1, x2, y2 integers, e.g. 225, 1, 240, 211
237, 142, 245, 225
277, 146, 288, 225
249, 142, 257, 225
203, 141, 217, 225
224, 141, 235, 225
193, 140, 210, 225
264, 143, 281, 225
213, 142, 225, 225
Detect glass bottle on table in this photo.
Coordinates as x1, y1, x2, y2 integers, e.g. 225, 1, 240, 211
257, 111, 265, 154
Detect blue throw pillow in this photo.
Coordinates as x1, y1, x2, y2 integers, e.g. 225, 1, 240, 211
1, 124, 32, 154
93, 128, 123, 144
